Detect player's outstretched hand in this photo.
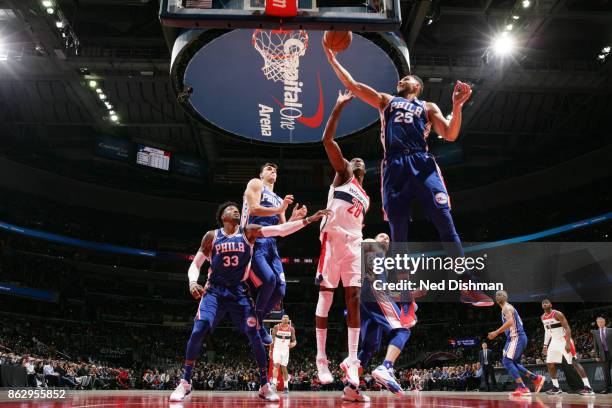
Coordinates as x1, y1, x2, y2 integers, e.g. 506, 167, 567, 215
280, 195, 295, 212
288, 203, 308, 221
452, 81, 472, 107
336, 90, 354, 106
322, 39, 336, 61
306, 209, 333, 223
487, 331, 497, 340
189, 282, 205, 300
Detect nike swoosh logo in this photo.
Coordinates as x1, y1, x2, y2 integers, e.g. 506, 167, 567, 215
272, 72, 324, 129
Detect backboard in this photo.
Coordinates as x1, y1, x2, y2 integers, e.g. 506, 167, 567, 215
160, 0, 401, 31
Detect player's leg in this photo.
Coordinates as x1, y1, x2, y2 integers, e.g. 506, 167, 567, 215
250, 241, 276, 344
271, 362, 280, 389
546, 362, 562, 394
227, 290, 278, 401
340, 285, 361, 387
414, 154, 492, 307
281, 361, 290, 394
381, 155, 413, 243
262, 252, 286, 320
315, 234, 337, 383
566, 341, 594, 394
315, 287, 335, 383
370, 299, 409, 395
170, 291, 222, 401
358, 306, 383, 370
502, 337, 528, 392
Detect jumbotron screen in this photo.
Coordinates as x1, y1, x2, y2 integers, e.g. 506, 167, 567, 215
136, 145, 171, 171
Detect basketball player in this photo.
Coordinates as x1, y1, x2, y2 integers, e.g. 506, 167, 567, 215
315, 90, 369, 393
323, 43, 492, 307
487, 290, 544, 397
541, 299, 594, 395
270, 314, 296, 394
169, 202, 329, 402
242, 163, 307, 344
358, 233, 416, 397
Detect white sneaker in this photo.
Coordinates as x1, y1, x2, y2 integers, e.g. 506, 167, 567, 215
340, 357, 360, 388
169, 379, 191, 402
316, 357, 334, 384
342, 385, 370, 402
372, 365, 403, 395
258, 383, 280, 402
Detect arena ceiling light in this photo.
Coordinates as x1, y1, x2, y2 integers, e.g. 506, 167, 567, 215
98, 93, 107, 100
42, 0, 52, 7
55, 21, 64, 28
110, 114, 119, 122
492, 32, 515, 56
46, 7, 54, 14
521, 0, 531, 8
95, 88, 102, 94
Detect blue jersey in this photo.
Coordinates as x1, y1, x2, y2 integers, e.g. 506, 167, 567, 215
381, 97, 431, 156
208, 227, 253, 287
502, 304, 526, 338
242, 185, 282, 227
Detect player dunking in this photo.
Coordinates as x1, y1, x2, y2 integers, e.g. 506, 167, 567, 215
270, 314, 296, 394
169, 202, 329, 402
315, 90, 369, 394
242, 163, 307, 344
541, 299, 594, 395
323, 42, 491, 307
358, 233, 416, 397
487, 290, 544, 397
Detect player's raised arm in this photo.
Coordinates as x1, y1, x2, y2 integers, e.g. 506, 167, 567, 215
323, 90, 353, 178
427, 81, 472, 142
244, 178, 293, 217
244, 209, 332, 243
323, 42, 392, 110
187, 230, 215, 299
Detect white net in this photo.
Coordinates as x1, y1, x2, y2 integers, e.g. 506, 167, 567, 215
252, 29, 309, 82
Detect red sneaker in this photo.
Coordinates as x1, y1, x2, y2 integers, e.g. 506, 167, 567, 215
511, 387, 531, 397
399, 301, 418, 328
460, 290, 494, 307
533, 375, 545, 393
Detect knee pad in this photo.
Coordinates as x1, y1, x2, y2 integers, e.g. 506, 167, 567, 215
315, 290, 334, 317
389, 329, 411, 351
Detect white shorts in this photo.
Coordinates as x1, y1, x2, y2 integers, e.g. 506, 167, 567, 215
546, 338, 576, 364
316, 232, 361, 289
272, 346, 289, 366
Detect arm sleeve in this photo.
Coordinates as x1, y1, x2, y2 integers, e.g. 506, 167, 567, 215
188, 251, 208, 283
260, 219, 308, 237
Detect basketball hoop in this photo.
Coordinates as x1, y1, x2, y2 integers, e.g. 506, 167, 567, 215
252, 29, 309, 82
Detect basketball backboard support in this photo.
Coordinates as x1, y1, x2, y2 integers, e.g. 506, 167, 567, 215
160, 0, 401, 31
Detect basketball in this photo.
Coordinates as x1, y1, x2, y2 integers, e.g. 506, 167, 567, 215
323, 31, 352, 52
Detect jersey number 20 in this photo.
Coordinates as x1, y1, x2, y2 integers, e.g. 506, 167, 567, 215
347, 198, 363, 218
223, 255, 239, 267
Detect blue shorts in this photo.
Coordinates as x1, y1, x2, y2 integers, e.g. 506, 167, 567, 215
381, 151, 450, 222
249, 237, 285, 287
504, 334, 528, 362
195, 283, 258, 333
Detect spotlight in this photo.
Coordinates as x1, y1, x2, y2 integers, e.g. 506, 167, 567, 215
506, 24, 513, 31
42, 0, 52, 7
109, 110, 116, 115
88, 80, 97, 88
105, 103, 113, 109
95, 88, 102, 94
46, 7, 54, 14
596, 54, 606, 62
492, 34, 515, 56
110, 114, 119, 122
99, 94, 107, 100
512, 15, 520, 20
55, 21, 64, 28
522, 0, 530, 8
603, 46, 611, 54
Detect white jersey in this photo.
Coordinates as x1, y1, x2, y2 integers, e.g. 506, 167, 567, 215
541, 310, 566, 342
273, 324, 293, 350
320, 176, 369, 239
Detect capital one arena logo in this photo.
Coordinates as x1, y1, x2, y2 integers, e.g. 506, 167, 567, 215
253, 30, 323, 137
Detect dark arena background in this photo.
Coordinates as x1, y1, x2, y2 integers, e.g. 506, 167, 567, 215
1, 0, 612, 407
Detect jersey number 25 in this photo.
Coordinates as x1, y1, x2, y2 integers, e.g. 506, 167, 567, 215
394, 111, 413, 124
